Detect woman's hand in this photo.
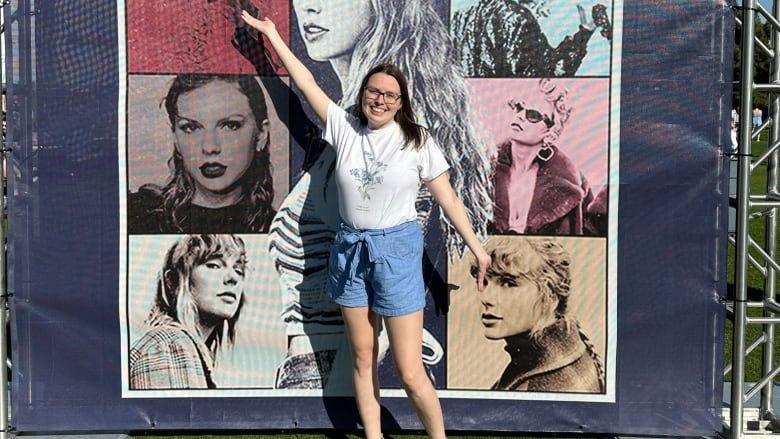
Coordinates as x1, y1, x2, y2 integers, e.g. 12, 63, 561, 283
473, 249, 491, 293
241, 10, 276, 36
240, 9, 329, 125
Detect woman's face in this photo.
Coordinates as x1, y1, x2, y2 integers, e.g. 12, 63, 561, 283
506, 93, 554, 147
173, 80, 267, 205
293, 0, 373, 62
361, 72, 402, 130
189, 252, 246, 320
479, 275, 542, 340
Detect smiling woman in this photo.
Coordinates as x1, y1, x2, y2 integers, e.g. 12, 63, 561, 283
249, 0, 493, 399
240, 10, 492, 438
128, 234, 248, 390
127, 74, 275, 234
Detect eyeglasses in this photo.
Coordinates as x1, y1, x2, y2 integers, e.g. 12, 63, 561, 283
364, 87, 401, 105
507, 100, 554, 128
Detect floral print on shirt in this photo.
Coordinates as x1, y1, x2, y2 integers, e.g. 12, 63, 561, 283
350, 152, 387, 200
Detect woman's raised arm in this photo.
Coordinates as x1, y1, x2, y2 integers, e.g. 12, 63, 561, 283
241, 11, 330, 125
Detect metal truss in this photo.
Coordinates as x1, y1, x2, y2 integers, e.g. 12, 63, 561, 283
729, 0, 780, 438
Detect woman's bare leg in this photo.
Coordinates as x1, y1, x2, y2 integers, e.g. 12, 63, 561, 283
341, 306, 382, 439
384, 310, 446, 439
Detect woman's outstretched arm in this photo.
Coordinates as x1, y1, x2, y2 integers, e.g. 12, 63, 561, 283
425, 173, 491, 291
241, 11, 329, 125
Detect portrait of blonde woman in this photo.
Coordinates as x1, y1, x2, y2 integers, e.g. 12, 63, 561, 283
447, 235, 607, 394
469, 77, 610, 236
125, 234, 285, 391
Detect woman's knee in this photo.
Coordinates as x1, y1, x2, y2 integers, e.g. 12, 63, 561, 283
395, 363, 430, 391
350, 342, 377, 372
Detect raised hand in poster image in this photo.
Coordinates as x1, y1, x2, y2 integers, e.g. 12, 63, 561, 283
490, 78, 606, 235
472, 237, 605, 392
127, 74, 276, 234
129, 235, 247, 389
234, 0, 492, 394
241, 11, 491, 439
452, 0, 613, 77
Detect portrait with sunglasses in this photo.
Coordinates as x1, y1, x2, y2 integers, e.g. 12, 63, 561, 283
487, 78, 607, 237
507, 99, 555, 128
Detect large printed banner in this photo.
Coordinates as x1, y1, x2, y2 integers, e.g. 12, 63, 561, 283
121, 0, 614, 399
8, 0, 729, 435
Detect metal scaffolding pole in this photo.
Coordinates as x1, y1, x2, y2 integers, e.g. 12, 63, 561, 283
759, 0, 780, 424
729, 0, 780, 437
730, 0, 756, 429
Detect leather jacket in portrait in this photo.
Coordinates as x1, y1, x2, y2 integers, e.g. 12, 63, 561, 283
491, 142, 606, 236
491, 318, 605, 393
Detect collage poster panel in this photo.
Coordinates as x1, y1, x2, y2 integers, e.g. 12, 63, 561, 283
119, 0, 619, 400
125, 235, 287, 391
447, 236, 608, 399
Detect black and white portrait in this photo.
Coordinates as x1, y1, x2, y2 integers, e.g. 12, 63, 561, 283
447, 235, 607, 394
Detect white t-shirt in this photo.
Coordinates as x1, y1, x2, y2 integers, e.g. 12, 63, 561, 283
324, 101, 450, 230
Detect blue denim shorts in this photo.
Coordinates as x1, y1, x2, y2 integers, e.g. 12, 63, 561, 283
326, 220, 425, 317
